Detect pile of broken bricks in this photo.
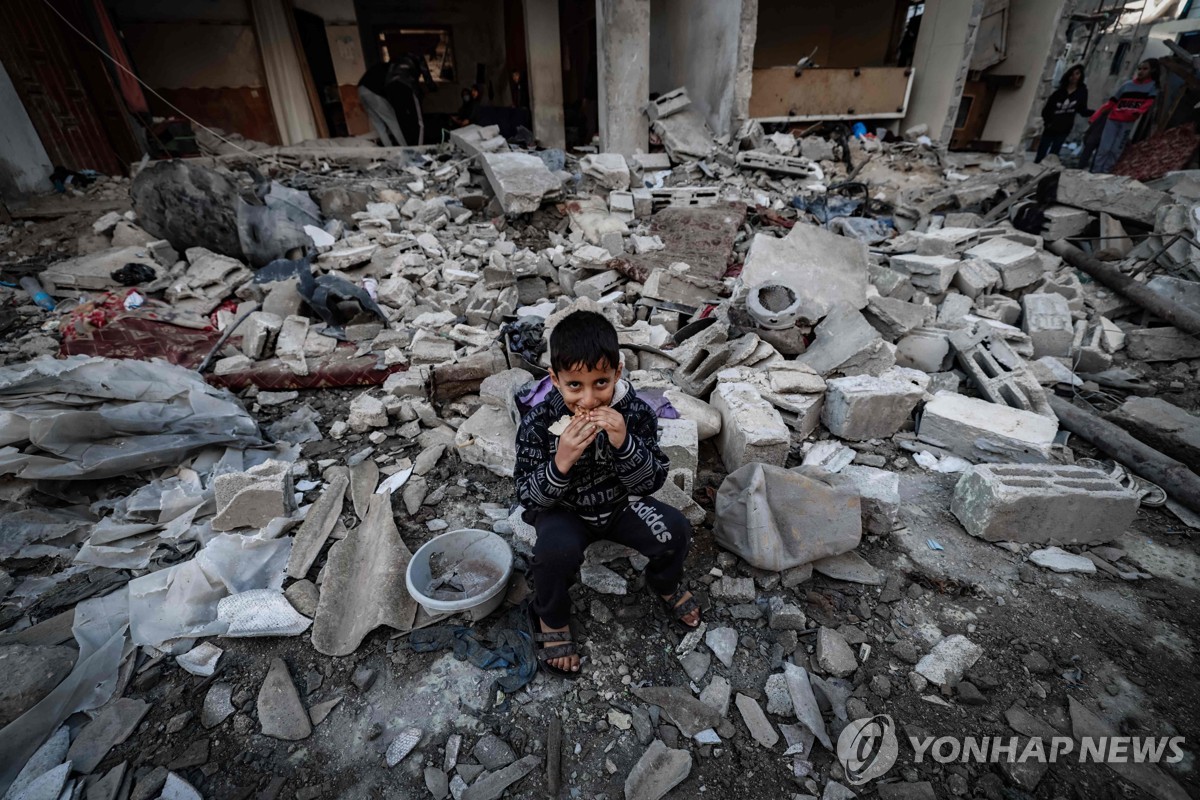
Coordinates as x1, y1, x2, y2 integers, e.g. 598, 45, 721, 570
0, 84, 1197, 800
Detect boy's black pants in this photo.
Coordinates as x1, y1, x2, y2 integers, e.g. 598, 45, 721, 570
531, 498, 692, 629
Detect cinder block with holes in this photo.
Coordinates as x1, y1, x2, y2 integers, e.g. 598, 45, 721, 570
950, 464, 1139, 544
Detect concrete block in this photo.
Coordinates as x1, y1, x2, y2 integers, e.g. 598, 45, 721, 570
454, 405, 518, 477
918, 392, 1058, 463
736, 151, 824, 182
276, 315, 310, 376
711, 383, 790, 472
480, 152, 562, 215
1108, 397, 1200, 467
868, 263, 914, 300
896, 328, 953, 373
1021, 293, 1073, 358
820, 375, 924, 441
864, 296, 935, 341
951, 260, 1000, 299
348, 394, 387, 432
658, 418, 699, 476
213, 354, 252, 376
889, 254, 960, 293
574, 269, 625, 301
950, 464, 1139, 544
964, 239, 1042, 291
645, 87, 691, 121
937, 293, 974, 327
384, 368, 429, 399
974, 294, 1021, 326
1040, 205, 1092, 240
409, 330, 457, 365
800, 136, 836, 161
580, 153, 630, 191
262, 279, 303, 319
949, 323, 1052, 417
916, 635, 982, 687
1070, 320, 1112, 373
240, 312, 283, 359
212, 460, 295, 531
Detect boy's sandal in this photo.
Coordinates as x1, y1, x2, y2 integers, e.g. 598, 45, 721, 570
661, 587, 702, 632
528, 606, 581, 680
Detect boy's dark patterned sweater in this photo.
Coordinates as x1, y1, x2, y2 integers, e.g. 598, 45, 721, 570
514, 382, 669, 528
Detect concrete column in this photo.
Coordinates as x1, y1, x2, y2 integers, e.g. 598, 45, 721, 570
731, 0, 760, 135
523, 0, 566, 150
596, 0, 650, 155
901, 0, 985, 147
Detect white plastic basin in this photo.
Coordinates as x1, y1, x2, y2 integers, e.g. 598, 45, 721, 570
405, 528, 514, 621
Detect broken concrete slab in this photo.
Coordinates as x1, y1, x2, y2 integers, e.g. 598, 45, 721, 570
950, 463, 1138, 545
918, 392, 1058, 463
740, 226, 869, 322
257, 657, 311, 741
735, 694, 779, 748
212, 460, 295, 531
1125, 326, 1200, 361
286, 468, 350, 580
5, 725, 68, 799
631, 687, 721, 737
1055, 170, 1169, 226
810, 551, 882, 585
711, 383, 790, 473
915, 634, 982, 687
824, 465, 901, 535
39, 246, 161, 295
1029, 546, 1096, 574
480, 153, 562, 215
783, 663, 832, 750
459, 755, 540, 800
580, 154, 631, 191
815, 628, 857, 678
311, 494, 417, 656
888, 253, 960, 294
7, 761, 70, 800
202, 682, 235, 729
652, 109, 715, 161
623, 740, 691, 800
797, 307, 896, 378
864, 296, 936, 341
66, 697, 151, 773
1108, 397, 1199, 467
0, 644, 77, 727
705, 627, 737, 669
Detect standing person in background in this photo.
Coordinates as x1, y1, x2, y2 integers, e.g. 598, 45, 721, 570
357, 62, 406, 146
1091, 59, 1160, 173
386, 53, 436, 146
1035, 64, 1090, 163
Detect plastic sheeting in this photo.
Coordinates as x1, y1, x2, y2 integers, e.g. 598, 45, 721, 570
0, 590, 132, 796
127, 532, 292, 647
0, 356, 263, 480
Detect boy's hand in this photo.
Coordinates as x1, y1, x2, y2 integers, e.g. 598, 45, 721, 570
554, 415, 599, 473
587, 407, 627, 450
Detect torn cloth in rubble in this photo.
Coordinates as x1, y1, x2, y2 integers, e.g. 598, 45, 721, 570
60, 290, 223, 369
0, 356, 263, 480
410, 625, 537, 692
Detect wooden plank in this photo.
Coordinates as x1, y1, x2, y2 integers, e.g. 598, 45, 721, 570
750, 66, 913, 120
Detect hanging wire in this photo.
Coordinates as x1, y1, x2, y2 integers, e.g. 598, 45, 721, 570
39, 0, 276, 165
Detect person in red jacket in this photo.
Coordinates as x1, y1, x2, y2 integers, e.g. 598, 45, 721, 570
1091, 59, 1160, 173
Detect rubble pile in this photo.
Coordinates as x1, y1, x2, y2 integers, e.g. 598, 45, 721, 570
0, 98, 1197, 800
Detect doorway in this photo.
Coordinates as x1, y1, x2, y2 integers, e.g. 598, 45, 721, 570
294, 8, 347, 137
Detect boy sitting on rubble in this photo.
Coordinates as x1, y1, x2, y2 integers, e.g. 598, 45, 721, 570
514, 310, 700, 677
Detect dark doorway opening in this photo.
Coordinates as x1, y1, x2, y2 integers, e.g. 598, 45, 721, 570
294, 8, 347, 137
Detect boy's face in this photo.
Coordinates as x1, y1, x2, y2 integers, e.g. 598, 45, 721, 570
1136, 62, 1151, 81
550, 360, 621, 415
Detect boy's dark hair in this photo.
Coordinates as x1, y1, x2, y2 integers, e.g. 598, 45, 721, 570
550, 310, 619, 373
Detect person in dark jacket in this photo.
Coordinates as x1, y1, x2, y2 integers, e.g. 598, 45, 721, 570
357, 62, 405, 146
1035, 64, 1090, 163
514, 311, 699, 677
